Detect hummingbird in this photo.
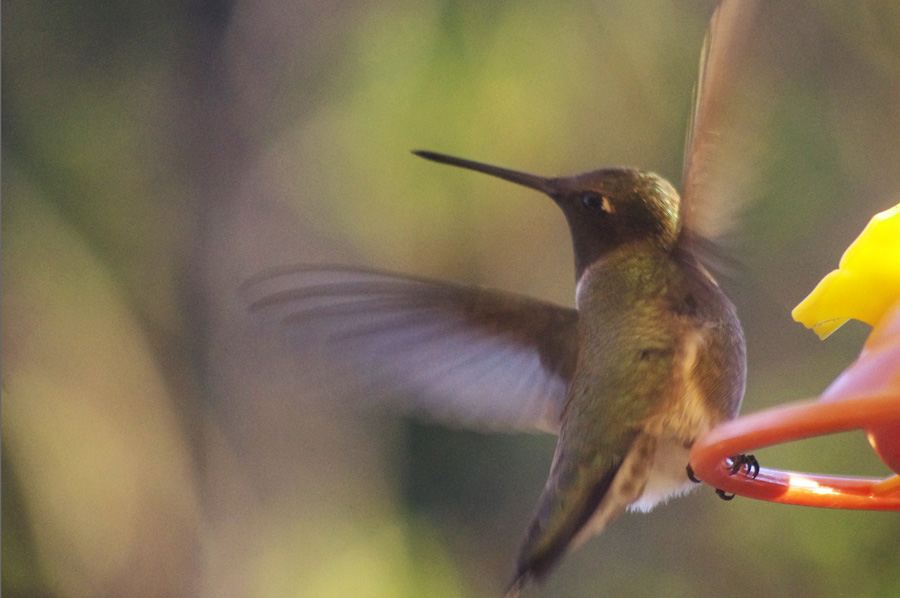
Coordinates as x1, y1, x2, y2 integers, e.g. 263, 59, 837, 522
244, 0, 760, 594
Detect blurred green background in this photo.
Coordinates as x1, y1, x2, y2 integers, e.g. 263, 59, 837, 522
3, 0, 900, 597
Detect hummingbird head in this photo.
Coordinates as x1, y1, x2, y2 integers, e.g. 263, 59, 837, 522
414, 151, 682, 279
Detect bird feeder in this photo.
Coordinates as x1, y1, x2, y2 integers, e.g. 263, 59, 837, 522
689, 204, 900, 510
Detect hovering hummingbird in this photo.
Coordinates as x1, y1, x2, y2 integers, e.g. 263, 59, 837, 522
244, 0, 761, 594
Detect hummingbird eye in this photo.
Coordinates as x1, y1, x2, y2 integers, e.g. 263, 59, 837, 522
582, 193, 606, 212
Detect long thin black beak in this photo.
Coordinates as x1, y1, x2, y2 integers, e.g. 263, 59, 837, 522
413, 150, 556, 196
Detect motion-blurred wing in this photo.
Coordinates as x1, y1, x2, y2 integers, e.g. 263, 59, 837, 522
242, 265, 579, 433
681, 0, 763, 244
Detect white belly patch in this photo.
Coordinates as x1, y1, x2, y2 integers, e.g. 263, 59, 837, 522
628, 438, 697, 513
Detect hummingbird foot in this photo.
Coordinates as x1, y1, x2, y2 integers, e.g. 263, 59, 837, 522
715, 488, 736, 501
711, 454, 760, 500
688, 454, 760, 500
687, 464, 737, 499
728, 454, 760, 478
686, 464, 702, 484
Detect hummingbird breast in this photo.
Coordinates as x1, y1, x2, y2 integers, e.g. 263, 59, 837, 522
510, 245, 746, 586
628, 324, 729, 512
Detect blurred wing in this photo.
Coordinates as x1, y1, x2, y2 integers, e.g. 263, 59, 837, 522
681, 0, 763, 243
242, 265, 579, 433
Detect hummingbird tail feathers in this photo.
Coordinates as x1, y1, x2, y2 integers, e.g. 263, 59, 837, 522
505, 462, 621, 593
505, 434, 657, 594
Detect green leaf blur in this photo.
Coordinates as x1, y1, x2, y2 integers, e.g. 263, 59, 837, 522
3, 1, 899, 597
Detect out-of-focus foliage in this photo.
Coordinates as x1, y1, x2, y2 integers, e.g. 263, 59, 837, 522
3, 1, 900, 597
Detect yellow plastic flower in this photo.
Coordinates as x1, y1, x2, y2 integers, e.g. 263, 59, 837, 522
793, 203, 900, 339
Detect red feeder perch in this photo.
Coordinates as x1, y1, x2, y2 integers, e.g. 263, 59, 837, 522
689, 205, 900, 510
690, 299, 900, 509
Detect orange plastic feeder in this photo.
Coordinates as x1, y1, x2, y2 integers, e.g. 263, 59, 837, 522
689, 204, 900, 510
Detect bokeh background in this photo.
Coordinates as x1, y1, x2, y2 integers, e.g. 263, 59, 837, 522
3, 0, 900, 596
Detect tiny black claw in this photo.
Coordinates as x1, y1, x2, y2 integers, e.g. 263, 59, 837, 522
728, 454, 760, 478
748, 455, 760, 478
716, 488, 735, 501
686, 464, 702, 484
